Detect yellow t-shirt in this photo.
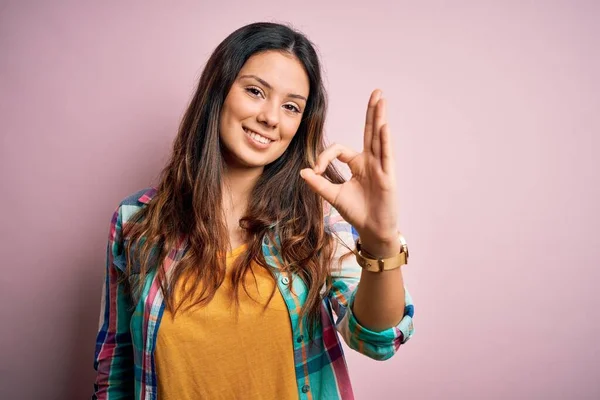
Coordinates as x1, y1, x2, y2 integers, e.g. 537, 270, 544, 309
155, 245, 298, 400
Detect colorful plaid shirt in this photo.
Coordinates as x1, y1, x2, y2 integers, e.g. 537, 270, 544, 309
93, 188, 415, 400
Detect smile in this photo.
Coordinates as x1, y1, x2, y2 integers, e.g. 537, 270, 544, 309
243, 127, 273, 145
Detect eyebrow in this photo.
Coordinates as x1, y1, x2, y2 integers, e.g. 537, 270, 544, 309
238, 74, 307, 102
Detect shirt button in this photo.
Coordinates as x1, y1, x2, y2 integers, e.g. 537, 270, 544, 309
281, 276, 290, 285
302, 385, 310, 393
296, 335, 304, 343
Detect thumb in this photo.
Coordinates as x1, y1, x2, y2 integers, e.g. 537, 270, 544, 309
300, 168, 340, 205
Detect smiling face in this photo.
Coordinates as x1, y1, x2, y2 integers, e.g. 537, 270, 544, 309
219, 50, 310, 171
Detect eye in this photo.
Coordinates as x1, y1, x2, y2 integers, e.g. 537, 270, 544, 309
283, 103, 301, 113
245, 86, 264, 98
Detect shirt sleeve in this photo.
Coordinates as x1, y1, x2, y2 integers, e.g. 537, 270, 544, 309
92, 205, 135, 399
325, 203, 415, 361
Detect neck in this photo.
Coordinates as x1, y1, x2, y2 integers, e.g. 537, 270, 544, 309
221, 165, 263, 215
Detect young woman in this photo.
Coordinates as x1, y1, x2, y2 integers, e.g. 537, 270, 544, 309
93, 22, 415, 400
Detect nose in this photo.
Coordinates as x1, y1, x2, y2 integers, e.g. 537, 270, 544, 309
257, 100, 279, 129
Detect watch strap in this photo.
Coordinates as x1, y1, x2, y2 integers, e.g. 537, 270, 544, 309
355, 235, 409, 272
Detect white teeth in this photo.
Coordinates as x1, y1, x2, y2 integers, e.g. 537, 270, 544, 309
252, 133, 269, 144
244, 128, 271, 144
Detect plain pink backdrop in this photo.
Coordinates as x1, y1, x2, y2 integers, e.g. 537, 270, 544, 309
1, 1, 599, 399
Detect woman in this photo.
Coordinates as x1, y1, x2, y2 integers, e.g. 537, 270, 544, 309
93, 22, 415, 400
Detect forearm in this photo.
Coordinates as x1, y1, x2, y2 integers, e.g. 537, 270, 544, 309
352, 235, 406, 332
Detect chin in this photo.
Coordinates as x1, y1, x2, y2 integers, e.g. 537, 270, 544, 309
224, 151, 271, 169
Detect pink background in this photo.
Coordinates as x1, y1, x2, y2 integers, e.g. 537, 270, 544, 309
1, 1, 599, 399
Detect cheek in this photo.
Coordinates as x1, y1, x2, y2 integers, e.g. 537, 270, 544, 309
219, 102, 234, 131
280, 118, 302, 141
221, 92, 249, 125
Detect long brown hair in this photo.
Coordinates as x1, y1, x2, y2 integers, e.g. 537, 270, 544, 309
123, 22, 345, 333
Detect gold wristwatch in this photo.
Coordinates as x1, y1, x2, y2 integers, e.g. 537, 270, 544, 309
355, 233, 409, 272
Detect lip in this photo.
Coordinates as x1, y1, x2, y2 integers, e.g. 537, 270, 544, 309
242, 127, 275, 150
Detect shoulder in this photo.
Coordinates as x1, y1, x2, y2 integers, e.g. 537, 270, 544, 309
116, 187, 157, 223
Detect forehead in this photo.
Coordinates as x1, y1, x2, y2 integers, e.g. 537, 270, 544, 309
238, 51, 309, 97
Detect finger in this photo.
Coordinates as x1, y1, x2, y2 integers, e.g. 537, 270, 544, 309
380, 123, 394, 173
371, 98, 387, 158
314, 143, 359, 174
363, 89, 382, 153
300, 168, 342, 204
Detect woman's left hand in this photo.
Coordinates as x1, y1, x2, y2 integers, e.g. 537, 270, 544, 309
300, 89, 400, 256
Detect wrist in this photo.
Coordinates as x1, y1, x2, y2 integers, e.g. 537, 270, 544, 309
357, 233, 401, 259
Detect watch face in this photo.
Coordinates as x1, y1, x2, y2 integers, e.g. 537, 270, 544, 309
398, 235, 407, 246
399, 235, 409, 261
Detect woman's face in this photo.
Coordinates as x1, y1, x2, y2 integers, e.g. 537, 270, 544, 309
219, 50, 310, 170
